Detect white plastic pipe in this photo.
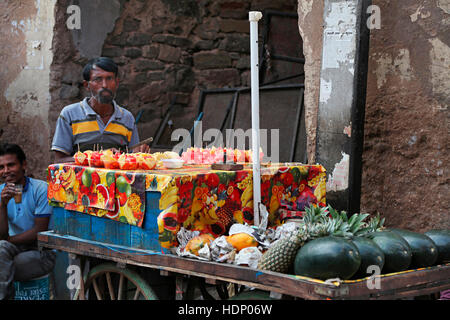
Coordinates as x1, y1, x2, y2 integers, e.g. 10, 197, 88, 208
249, 11, 262, 227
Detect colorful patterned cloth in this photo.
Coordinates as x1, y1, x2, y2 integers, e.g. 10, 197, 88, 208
47, 163, 327, 248
148, 163, 327, 248
47, 164, 147, 227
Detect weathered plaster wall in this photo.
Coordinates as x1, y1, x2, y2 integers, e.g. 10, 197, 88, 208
0, 0, 56, 179
298, 0, 449, 231
297, 0, 323, 164
361, 0, 449, 231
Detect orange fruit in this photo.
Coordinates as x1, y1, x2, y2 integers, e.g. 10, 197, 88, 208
185, 234, 215, 256
226, 233, 258, 251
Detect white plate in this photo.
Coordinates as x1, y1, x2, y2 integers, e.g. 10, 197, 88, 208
162, 158, 184, 169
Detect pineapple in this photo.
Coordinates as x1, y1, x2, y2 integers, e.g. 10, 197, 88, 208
258, 205, 326, 273
257, 204, 376, 274
257, 226, 309, 273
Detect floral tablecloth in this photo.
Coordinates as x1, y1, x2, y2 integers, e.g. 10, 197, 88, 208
47, 163, 326, 248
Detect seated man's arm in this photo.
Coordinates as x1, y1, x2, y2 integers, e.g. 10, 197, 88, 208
9, 181, 53, 245
8, 217, 50, 245
0, 183, 15, 240
0, 200, 9, 240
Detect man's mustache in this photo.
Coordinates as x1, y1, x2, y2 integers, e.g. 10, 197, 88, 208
99, 88, 113, 95
93, 88, 115, 103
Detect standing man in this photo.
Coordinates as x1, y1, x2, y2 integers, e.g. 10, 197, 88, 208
0, 143, 55, 300
51, 57, 150, 162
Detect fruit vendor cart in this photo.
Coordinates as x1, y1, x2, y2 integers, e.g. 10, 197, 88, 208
38, 161, 450, 300
38, 11, 450, 301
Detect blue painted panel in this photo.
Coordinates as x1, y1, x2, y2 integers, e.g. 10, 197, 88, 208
130, 192, 162, 251
52, 207, 67, 235
50, 191, 163, 251
90, 215, 131, 247
143, 192, 161, 230
14, 275, 50, 300
145, 191, 161, 212
66, 210, 91, 239
52, 251, 71, 300
130, 225, 161, 251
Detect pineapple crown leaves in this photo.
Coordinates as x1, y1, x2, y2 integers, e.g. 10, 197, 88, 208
354, 213, 385, 236
328, 205, 347, 222
347, 212, 370, 234
304, 204, 329, 224
302, 204, 385, 239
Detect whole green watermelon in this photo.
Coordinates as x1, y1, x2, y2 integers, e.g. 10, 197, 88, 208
424, 229, 450, 264
351, 236, 385, 279
368, 231, 412, 273
390, 229, 438, 268
294, 236, 361, 280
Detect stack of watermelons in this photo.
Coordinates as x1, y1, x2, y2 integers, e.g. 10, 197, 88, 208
293, 211, 450, 281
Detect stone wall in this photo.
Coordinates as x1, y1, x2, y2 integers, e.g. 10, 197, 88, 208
50, 0, 299, 153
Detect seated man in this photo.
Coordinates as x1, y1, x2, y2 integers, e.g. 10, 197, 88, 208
51, 56, 150, 163
0, 143, 55, 300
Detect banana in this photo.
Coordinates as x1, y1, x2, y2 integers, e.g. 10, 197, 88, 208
61, 169, 75, 189
240, 185, 253, 206
65, 177, 76, 190
119, 203, 137, 225
160, 194, 179, 209
200, 207, 218, 224
191, 198, 203, 214
245, 200, 254, 209
314, 176, 326, 203
61, 169, 71, 181
269, 194, 279, 215
165, 186, 179, 196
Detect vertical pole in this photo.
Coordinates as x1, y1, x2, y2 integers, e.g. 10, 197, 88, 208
249, 11, 262, 227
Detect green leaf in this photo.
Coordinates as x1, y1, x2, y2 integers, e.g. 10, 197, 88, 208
348, 213, 358, 226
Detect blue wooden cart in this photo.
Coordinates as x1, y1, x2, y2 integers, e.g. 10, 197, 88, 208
37, 227, 450, 300
38, 163, 450, 300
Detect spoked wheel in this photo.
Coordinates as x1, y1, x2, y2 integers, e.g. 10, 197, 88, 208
74, 263, 158, 300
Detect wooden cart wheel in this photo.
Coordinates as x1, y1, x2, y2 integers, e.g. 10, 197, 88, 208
74, 263, 158, 300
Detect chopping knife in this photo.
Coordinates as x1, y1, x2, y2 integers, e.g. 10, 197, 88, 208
129, 137, 153, 149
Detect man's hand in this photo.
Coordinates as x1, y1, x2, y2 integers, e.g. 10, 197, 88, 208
132, 144, 151, 153
0, 183, 14, 239
53, 151, 74, 164
1, 183, 16, 206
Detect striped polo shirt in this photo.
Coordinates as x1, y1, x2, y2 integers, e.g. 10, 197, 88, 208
51, 98, 140, 155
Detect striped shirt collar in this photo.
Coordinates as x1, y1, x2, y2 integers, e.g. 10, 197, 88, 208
81, 98, 123, 120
